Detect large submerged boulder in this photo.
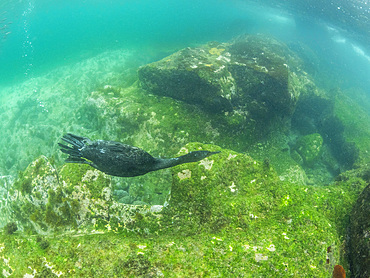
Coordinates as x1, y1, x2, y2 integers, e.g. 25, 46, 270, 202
138, 35, 313, 123
5, 156, 162, 235
292, 133, 324, 166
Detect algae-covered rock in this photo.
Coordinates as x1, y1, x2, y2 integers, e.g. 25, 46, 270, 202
6, 157, 163, 235
291, 89, 366, 172
163, 143, 347, 275
9, 155, 64, 234
168, 142, 277, 232
58, 163, 113, 230
1, 143, 366, 277
293, 133, 323, 166
226, 35, 300, 118
138, 35, 311, 123
348, 183, 370, 277
138, 44, 233, 113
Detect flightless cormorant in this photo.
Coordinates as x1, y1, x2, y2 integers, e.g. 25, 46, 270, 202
59, 133, 220, 177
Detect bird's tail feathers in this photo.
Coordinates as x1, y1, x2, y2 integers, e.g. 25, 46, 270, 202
59, 133, 92, 164
61, 133, 90, 149
58, 143, 80, 156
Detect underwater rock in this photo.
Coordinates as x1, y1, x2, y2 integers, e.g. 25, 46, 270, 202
58, 163, 113, 229
168, 142, 274, 232
1, 143, 364, 277
163, 142, 349, 275
138, 45, 233, 113
114, 189, 129, 200
291, 93, 334, 136
5, 157, 162, 234
278, 164, 308, 185
292, 133, 323, 166
138, 35, 310, 122
8, 156, 62, 233
291, 89, 365, 172
348, 183, 370, 277
3, 222, 17, 235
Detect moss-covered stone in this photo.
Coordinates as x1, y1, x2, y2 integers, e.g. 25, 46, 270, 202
291, 89, 368, 174
4, 156, 165, 236
293, 133, 323, 166
8, 156, 63, 234
3, 222, 17, 235
1, 143, 366, 277
138, 35, 313, 126
138, 47, 233, 113
161, 142, 364, 276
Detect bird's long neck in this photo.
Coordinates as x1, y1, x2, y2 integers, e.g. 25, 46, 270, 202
152, 157, 182, 171
152, 152, 203, 171
151, 151, 219, 172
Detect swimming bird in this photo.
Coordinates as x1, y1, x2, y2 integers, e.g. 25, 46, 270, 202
59, 133, 220, 177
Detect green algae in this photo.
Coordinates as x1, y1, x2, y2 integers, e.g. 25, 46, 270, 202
163, 143, 364, 276
0, 46, 368, 277
2, 78, 368, 276
0, 142, 367, 277
90, 84, 255, 156
2, 222, 17, 235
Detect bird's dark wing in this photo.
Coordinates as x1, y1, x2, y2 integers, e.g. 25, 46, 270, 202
104, 142, 136, 153
98, 141, 152, 160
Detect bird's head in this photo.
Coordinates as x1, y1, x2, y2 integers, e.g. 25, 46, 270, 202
183, 150, 220, 163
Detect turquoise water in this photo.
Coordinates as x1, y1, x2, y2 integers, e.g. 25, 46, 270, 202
0, 0, 369, 175
0, 0, 370, 175
0, 0, 253, 86
0, 0, 369, 182
1, 1, 369, 89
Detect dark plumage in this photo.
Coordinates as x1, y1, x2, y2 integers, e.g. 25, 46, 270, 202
59, 133, 220, 177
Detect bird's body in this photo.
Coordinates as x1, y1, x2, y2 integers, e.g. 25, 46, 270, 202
59, 133, 220, 177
